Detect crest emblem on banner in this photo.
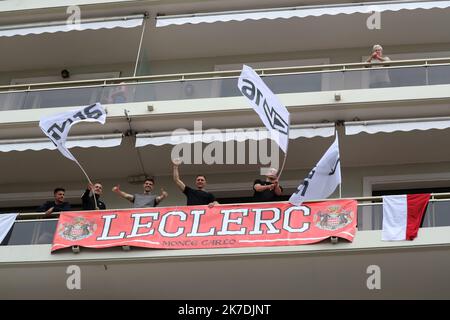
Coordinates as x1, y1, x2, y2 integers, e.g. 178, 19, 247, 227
314, 205, 353, 231
58, 217, 97, 241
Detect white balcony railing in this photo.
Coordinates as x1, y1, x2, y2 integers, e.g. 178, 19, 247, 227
1, 58, 450, 112
2, 193, 450, 246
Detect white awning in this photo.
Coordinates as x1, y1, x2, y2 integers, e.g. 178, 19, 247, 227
136, 124, 335, 147
344, 117, 450, 135
0, 134, 122, 152
0, 14, 144, 37
156, 0, 450, 27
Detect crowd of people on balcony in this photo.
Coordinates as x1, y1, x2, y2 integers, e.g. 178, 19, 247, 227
36, 158, 284, 216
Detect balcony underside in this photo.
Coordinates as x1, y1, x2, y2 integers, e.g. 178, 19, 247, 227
1, 4, 450, 72
2, 83, 450, 136
0, 124, 449, 186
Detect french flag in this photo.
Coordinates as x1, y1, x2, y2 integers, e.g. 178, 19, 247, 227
382, 194, 430, 241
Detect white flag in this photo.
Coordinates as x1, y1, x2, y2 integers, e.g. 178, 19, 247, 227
39, 103, 106, 162
289, 135, 341, 206
238, 65, 290, 153
0, 213, 18, 243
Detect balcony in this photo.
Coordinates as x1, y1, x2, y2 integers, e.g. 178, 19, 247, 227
1, 58, 450, 112
1, 195, 450, 299
2, 194, 450, 246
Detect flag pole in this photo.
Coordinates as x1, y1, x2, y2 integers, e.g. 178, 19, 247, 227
277, 150, 288, 180
277, 144, 288, 181
74, 160, 98, 210
276, 115, 290, 180
336, 128, 342, 199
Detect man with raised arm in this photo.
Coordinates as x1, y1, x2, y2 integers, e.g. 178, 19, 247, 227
172, 158, 218, 207
112, 178, 168, 208
81, 182, 106, 210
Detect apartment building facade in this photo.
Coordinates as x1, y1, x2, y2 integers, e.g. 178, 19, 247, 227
0, 0, 450, 299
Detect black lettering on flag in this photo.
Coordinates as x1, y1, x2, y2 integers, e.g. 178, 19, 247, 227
262, 98, 289, 135
329, 158, 340, 175
239, 77, 288, 136
84, 104, 103, 119
47, 118, 74, 140
295, 168, 316, 197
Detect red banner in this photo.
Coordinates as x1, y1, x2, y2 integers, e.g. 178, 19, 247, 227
51, 200, 357, 252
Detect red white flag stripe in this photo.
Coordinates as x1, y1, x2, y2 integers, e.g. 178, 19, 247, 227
382, 194, 430, 241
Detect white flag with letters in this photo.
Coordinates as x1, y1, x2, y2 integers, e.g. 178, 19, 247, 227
39, 103, 106, 163
238, 65, 290, 153
0, 213, 18, 244
289, 135, 341, 206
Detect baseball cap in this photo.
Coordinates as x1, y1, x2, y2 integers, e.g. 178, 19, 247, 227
265, 168, 278, 178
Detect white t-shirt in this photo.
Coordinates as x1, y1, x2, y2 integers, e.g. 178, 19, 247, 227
368, 56, 391, 85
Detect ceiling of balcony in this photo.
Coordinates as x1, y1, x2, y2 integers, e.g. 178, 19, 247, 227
0, 27, 142, 73
145, 7, 450, 61
0, 126, 449, 187
1, 5, 450, 72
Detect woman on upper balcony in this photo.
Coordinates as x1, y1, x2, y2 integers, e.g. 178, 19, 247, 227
366, 44, 392, 88
366, 44, 391, 63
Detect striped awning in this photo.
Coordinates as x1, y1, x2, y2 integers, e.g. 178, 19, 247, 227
344, 116, 450, 135
136, 123, 335, 147
156, 0, 450, 27
0, 14, 144, 37
0, 133, 122, 152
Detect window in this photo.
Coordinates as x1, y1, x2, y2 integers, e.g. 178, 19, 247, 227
361, 173, 450, 230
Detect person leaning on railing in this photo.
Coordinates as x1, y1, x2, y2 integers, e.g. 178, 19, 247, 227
366, 44, 392, 88
366, 44, 391, 63
37, 187, 71, 218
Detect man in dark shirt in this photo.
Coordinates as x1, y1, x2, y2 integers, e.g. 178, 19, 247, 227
82, 183, 106, 210
172, 158, 218, 206
253, 168, 283, 202
38, 187, 71, 217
